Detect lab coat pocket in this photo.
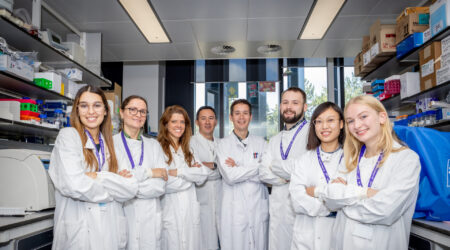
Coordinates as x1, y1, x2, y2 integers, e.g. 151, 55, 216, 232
63, 219, 89, 250
117, 216, 128, 249
352, 223, 374, 249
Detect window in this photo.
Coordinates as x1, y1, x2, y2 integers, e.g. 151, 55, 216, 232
344, 67, 363, 104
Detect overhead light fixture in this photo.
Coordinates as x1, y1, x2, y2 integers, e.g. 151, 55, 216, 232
299, 0, 346, 40
211, 45, 236, 55
118, 0, 171, 43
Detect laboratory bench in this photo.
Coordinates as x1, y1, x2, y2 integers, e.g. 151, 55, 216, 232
410, 219, 450, 250
0, 210, 54, 250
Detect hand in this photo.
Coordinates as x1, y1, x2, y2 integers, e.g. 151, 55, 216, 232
225, 157, 237, 167
306, 186, 315, 197
119, 169, 132, 178
152, 168, 168, 181
191, 162, 201, 168
168, 169, 178, 177
367, 188, 379, 198
331, 177, 347, 185
85, 172, 97, 179
202, 162, 215, 170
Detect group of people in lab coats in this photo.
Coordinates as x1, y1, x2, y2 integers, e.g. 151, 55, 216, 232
49, 84, 421, 250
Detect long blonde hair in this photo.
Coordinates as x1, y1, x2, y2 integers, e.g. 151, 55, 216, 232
70, 85, 119, 173
157, 105, 194, 167
343, 95, 405, 172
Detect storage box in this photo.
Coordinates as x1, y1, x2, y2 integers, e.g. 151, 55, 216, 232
34, 72, 62, 94
436, 65, 450, 85
423, 28, 432, 42
104, 82, 122, 113
430, 0, 450, 37
58, 68, 83, 82
396, 7, 430, 22
0, 100, 20, 121
384, 75, 401, 95
67, 81, 87, 99
61, 42, 85, 66
396, 33, 424, 59
362, 36, 371, 52
400, 72, 421, 99
396, 12, 429, 44
419, 42, 442, 91
370, 20, 397, 55
442, 34, 450, 55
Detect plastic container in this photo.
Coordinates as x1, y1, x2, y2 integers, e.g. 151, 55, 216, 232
39, 113, 47, 125
54, 109, 64, 129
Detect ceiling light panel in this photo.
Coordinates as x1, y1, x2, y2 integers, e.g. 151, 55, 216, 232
118, 0, 171, 43
299, 0, 346, 40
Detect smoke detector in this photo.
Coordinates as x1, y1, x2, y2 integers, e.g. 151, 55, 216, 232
257, 44, 282, 54
211, 45, 236, 55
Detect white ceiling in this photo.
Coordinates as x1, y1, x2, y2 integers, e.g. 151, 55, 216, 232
37, 0, 425, 62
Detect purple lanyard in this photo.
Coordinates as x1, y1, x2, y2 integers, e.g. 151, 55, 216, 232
85, 129, 105, 171
316, 147, 343, 183
121, 131, 144, 169
356, 145, 384, 187
280, 120, 307, 160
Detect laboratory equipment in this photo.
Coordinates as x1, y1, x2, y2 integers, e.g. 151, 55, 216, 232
0, 149, 55, 215
39, 29, 68, 51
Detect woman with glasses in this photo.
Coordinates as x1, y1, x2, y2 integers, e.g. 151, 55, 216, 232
158, 105, 210, 250
113, 95, 169, 250
319, 95, 420, 250
48, 85, 138, 250
288, 102, 345, 250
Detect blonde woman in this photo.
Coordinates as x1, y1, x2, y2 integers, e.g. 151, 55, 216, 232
317, 95, 421, 250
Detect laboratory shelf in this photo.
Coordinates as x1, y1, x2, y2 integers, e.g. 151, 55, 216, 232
0, 16, 111, 88
362, 26, 450, 81
0, 71, 72, 101
425, 120, 450, 131
0, 117, 59, 138
401, 81, 450, 103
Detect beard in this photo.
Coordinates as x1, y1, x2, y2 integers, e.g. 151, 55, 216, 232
281, 109, 303, 124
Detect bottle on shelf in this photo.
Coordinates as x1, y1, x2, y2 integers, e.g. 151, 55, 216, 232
54, 109, 64, 129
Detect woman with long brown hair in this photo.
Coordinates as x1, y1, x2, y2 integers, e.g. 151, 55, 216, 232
49, 85, 138, 250
158, 105, 210, 250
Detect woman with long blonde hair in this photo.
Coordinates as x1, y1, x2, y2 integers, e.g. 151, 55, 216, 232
158, 105, 210, 250
49, 85, 138, 250
317, 95, 421, 250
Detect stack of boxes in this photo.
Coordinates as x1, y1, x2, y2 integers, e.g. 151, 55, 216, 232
419, 41, 442, 91
371, 79, 385, 98
0, 99, 40, 122
437, 35, 450, 85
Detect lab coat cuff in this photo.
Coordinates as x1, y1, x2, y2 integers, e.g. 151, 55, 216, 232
147, 168, 153, 178
314, 184, 325, 198
177, 168, 184, 177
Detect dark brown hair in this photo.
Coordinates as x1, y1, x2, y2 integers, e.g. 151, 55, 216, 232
196, 106, 216, 120
306, 102, 345, 150
70, 85, 119, 173
230, 99, 252, 115
120, 95, 148, 131
157, 105, 194, 166
281, 87, 307, 104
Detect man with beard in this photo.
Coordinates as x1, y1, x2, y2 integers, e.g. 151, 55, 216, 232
259, 87, 309, 250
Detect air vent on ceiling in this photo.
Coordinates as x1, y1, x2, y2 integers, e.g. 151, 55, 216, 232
257, 44, 282, 54
211, 45, 236, 55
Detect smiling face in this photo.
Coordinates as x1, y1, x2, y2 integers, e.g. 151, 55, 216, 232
314, 108, 343, 144
196, 108, 217, 137
280, 90, 307, 124
230, 103, 252, 132
345, 103, 387, 146
78, 91, 106, 131
167, 113, 186, 142
120, 98, 147, 131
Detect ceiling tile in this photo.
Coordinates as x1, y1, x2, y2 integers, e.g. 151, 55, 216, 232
163, 21, 196, 43
339, 0, 381, 15
104, 43, 180, 61
369, 0, 424, 15
248, 0, 314, 18
290, 40, 320, 58
247, 18, 305, 41
324, 16, 367, 39
191, 19, 247, 42
174, 43, 203, 60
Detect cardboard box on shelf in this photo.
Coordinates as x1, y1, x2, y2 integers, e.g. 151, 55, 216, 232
430, 0, 450, 37
362, 36, 371, 52
423, 28, 432, 42
442, 34, 450, 55
104, 82, 122, 113
419, 41, 442, 90
370, 20, 397, 55
396, 12, 429, 44
436, 65, 450, 84
400, 72, 421, 99
396, 7, 430, 22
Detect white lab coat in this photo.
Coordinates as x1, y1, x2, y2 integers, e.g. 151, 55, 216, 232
259, 122, 309, 250
190, 134, 222, 250
217, 133, 269, 250
289, 148, 343, 250
49, 127, 138, 250
160, 145, 210, 250
113, 134, 168, 250
317, 142, 421, 250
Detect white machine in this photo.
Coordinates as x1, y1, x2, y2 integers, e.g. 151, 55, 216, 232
0, 149, 55, 214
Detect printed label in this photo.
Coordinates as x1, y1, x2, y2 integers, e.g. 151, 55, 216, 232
421, 59, 435, 77
423, 29, 431, 43
433, 20, 444, 35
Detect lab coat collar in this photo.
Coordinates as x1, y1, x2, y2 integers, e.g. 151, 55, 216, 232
84, 131, 106, 151
283, 118, 306, 131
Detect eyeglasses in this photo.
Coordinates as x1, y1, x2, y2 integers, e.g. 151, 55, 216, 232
313, 118, 339, 127
78, 102, 105, 113
125, 107, 148, 116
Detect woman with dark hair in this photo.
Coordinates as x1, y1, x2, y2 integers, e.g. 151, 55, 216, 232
49, 85, 138, 249
288, 101, 345, 250
157, 105, 210, 250
113, 95, 168, 250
